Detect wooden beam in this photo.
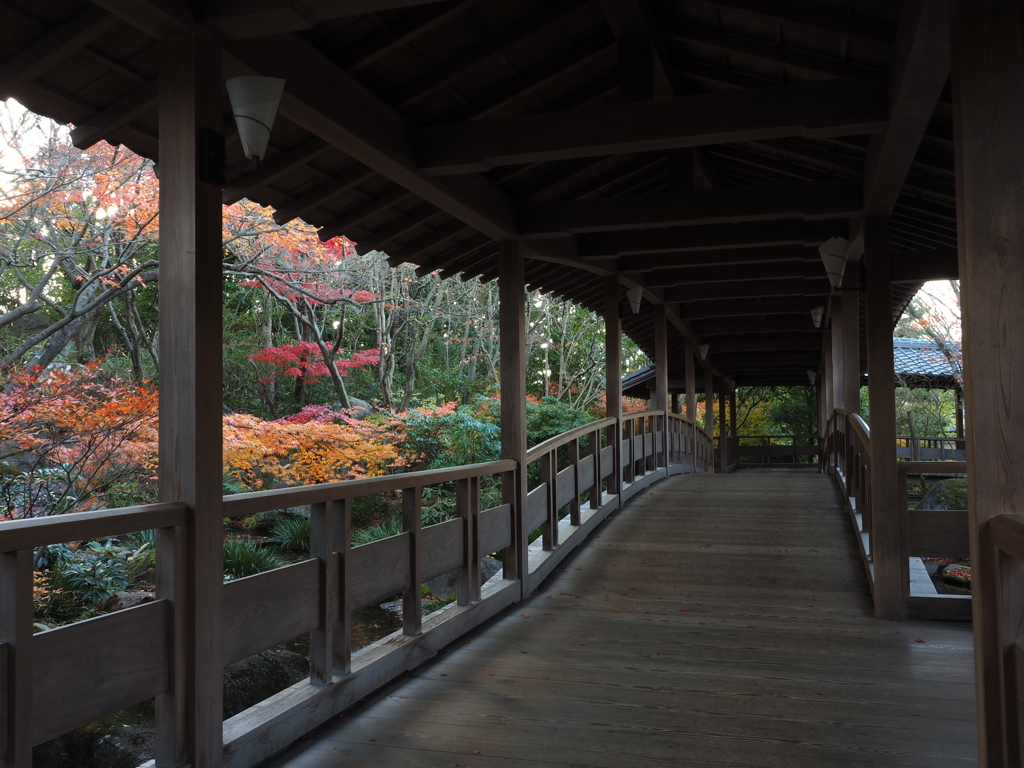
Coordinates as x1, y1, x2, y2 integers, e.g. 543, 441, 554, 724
338, 1, 483, 73
0, 6, 118, 98
387, 220, 473, 266
890, 245, 958, 282
688, 0, 895, 46
707, 337, 821, 354
387, 0, 591, 109
600, 0, 681, 99
90, 0, 199, 39
499, 241, 528, 592
520, 180, 862, 236
317, 186, 411, 242
354, 204, 441, 254
862, 0, 951, 216
666, 24, 870, 81
416, 77, 887, 174
665, 279, 831, 302
70, 81, 160, 150
694, 319, 823, 336
579, 220, 839, 257
156, 32, 224, 767
272, 163, 376, 226
711, 352, 821, 368
680, 298, 821, 319
199, 0, 454, 39
408, 232, 487, 273
222, 136, 331, 205
864, 214, 901, 620
950, 3, 1024, 761
623, 244, 816, 272
227, 34, 517, 242
646, 260, 821, 287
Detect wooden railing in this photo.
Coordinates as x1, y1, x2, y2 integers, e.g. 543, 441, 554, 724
824, 408, 971, 621
0, 411, 707, 768
896, 435, 966, 462
722, 435, 820, 469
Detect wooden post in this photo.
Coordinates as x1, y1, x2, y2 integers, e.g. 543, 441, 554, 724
955, 388, 965, 439
718, 380, 727, 472
950, 3, 1024, 761
823, 333, 834, 418
499, 240, 529, 595
704, 368, 715, 473
156, 32, 224, 768
402, 487, 422, 636
310, 501, 342, 684
0, 550, 33, 768
456, 477, 481, 605
865, 213, 901, 620
730, 385, 737, 469
685, 339, 697, 469
671, 393, 680, 414
654, 304, 669, 468
831, 294, 845, 412
843, 288, 862, 414
335, 499, 352, 675
605, 276, 623, 496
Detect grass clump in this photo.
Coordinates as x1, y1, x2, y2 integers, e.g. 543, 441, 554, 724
270, 514, 311, 551
223, 537, 285, 580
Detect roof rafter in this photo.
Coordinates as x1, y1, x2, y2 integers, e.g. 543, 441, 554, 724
416, 76, 888, 174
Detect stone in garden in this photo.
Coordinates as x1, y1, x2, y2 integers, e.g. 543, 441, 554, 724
425, 556, 504, 603
917, 478, 968, 511
101, 590, 155, 612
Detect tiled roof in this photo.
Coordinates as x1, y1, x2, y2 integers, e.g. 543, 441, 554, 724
893, 338, 961, 381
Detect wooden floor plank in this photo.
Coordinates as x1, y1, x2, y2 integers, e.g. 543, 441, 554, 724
264, 469, 977, 768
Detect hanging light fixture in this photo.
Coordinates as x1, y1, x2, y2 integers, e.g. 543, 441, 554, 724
819, 236, 850, 288
807, 370, 817, 385
226, 76, 286, 167
698, 343, 709, 360
809, 305, 824, 328
626, 285, 643, 314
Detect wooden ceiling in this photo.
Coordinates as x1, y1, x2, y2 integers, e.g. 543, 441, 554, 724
0, 0, 958, 386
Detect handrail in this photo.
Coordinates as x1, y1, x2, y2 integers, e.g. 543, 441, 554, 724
666, 411, 692, 423
223, 459, 517, 517
897, 461, 968, 474
622, 409, 665, 420
991, 514, 1024, 564
0, 501, 189, 552
524, 417, 615, 463
849, 413, 870, 449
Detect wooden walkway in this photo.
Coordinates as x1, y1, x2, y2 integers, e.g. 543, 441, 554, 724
264, 470, 977, 768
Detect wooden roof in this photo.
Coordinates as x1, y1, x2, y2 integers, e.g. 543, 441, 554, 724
0, 0, 957, 386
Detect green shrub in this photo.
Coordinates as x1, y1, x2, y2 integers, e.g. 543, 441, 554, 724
223, 537, 284, 580
51, 556, 129, 605
270, 514, 311, 551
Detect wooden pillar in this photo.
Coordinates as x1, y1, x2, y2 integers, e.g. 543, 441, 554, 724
499, 241, 528, 595
864, 213, 901, 620
730, 385, 737, 445
831, 294, 845, 412
704, 368, 715, 473
951, 3, 1024, 761
653, 304, 668, 466
823, 333, 834, 418
685, 339, 697, 468
955, 388, 965, 439
156, 33, 224, 768
843, 286, 862, 414
604, 276, 622, 496
718, 381, 727, 472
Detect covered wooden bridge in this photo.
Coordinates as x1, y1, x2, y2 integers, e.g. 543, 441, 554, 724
0, 0, 1020, 766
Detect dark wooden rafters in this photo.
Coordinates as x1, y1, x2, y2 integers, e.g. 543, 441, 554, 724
0, 0, 952, 386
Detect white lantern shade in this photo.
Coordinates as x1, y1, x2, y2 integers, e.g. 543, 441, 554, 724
819, 236, 850, 288
626, 285, 643, 314
807, 370, 817, 385
698, 343, 709, 360
226, 76, 285, 162
809, 305, 825, 328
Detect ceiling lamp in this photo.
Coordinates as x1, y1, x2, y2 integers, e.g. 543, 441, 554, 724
819, 236, 850, 288
807, 370, 817, 385
626, 285, 643, 314
809, 305, 824, 328
226, 76, 286, 166
698, 343, 709, 360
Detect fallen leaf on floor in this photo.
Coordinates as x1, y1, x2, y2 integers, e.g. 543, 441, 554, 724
680, 608, 690, 612
915, 639, 926, 643
398, 695, 408, 699
521, 614, 530, 618
370, 739, 378, 742
473, 751, 482, 755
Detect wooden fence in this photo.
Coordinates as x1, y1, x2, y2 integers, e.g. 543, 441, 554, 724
823, 408, 971, 621
0, 410, 710, 768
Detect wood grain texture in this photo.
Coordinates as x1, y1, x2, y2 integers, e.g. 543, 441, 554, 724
32, 601, 170, 744
349, 533, 411, 611
263, 470, 976, 768
222, 560, 320, 667
908, 510, 971, 558
0, 502, 187, 553
420, 518, 464, 582
480, 504, 512, 556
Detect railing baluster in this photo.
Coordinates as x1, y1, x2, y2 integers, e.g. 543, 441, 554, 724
0, 549, 32, 768
402, 487, 422, 636
569, 438, 581, 526
589, 426, 602, 509
336, 498, 352, 675
542, 450, 558, 550
155, 522, 186, 766
310, 501, 340, 684
456, 477, 481, 605
501, 468, 520, 581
